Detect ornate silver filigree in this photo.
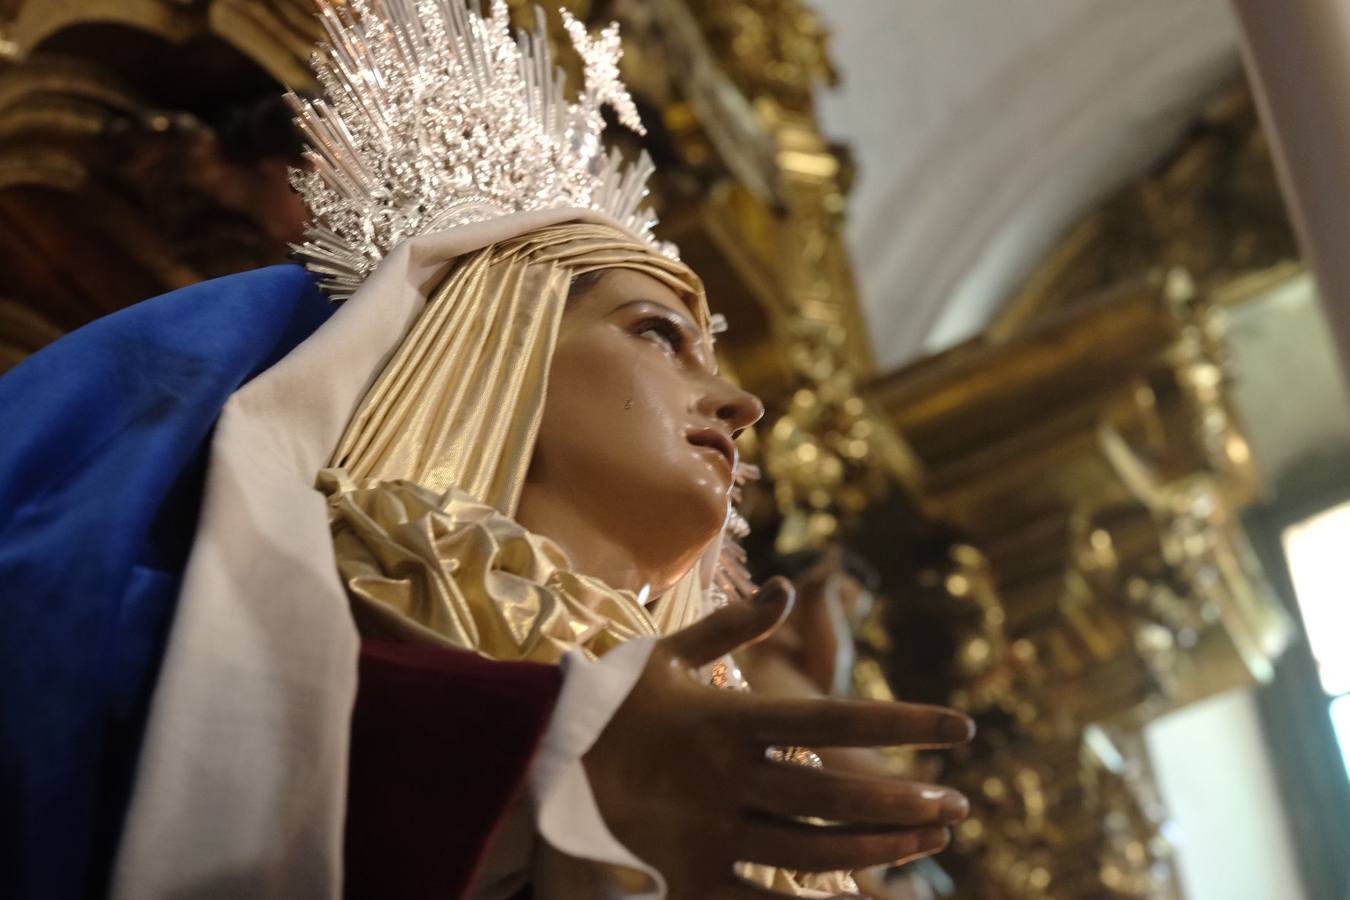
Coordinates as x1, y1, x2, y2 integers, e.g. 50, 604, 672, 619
288, 0, 669, 299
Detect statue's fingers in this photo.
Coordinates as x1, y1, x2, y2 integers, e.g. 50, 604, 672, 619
742, 762, 969, 828
740, 697, 974, 749
716, 874, 854, 900
732, 815, 951, 873
662, 577, 793, 666
727, 562, 757, 598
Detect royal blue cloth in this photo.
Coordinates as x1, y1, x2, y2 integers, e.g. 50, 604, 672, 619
0, 265, 332, 899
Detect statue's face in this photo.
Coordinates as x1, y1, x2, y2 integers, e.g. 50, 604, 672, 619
518, 268, 762, 591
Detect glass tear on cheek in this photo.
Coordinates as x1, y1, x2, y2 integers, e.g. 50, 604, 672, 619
624, 398, 633, 410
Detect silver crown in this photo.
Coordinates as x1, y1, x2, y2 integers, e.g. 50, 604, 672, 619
288, 0, 671, 299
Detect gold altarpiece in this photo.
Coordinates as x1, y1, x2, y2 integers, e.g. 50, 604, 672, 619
0, 3, 1296, 898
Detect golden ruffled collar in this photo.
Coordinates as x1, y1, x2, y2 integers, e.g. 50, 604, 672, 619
319, 468, 660, 663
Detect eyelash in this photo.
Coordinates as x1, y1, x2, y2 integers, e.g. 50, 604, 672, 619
633, 316, 687, 354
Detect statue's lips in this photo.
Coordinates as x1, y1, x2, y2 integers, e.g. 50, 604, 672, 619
686, 428, 736, 471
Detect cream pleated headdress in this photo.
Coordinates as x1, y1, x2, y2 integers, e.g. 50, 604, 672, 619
331, 223, 709, 510
318, 221, 723, 660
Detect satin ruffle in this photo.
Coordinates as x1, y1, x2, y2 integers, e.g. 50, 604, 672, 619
321, 469, 660, 663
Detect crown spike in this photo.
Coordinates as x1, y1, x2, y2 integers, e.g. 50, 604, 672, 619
290, 0, 670, 298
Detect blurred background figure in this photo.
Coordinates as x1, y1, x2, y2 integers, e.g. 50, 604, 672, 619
2, 1, 1348, 898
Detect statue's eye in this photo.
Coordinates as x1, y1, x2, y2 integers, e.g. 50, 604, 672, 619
633, 316, 686, 354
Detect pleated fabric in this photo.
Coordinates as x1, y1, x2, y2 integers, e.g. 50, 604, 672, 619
323, 222, 722, 659
331, 222, 709, 514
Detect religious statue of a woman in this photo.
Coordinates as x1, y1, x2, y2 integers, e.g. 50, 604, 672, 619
0, 3, 972, 898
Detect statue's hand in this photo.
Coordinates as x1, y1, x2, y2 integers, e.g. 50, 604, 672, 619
583, 578, 973, 900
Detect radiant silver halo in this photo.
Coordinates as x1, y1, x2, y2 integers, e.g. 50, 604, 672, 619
288, 0, 675, 301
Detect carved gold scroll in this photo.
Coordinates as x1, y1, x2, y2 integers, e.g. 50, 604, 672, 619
859, 87, 1296, 899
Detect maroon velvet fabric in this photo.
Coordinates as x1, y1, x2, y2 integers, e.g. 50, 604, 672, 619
344, 640, 564, 900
